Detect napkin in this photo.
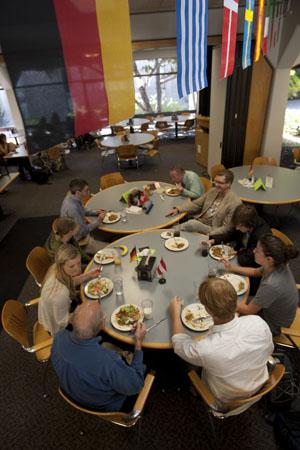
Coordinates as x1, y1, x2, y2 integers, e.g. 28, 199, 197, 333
238, 178, 254, 189
125, 206, 143, 214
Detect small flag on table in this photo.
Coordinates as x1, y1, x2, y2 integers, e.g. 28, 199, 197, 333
130, 247, 137, 262
156, 257, 167, 284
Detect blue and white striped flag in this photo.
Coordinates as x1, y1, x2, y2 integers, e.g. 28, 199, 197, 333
176, 0, 208, 98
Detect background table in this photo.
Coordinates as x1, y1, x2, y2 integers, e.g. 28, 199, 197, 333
101, 133, 154, 148
155, 114, 195, 138
115, 118, 149, 128
81, 230, 249, 349
230, 165, 300, 205
3, 144, 29, 160
86, 181, 186, 234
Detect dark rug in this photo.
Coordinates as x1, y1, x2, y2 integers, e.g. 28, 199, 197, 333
0, 215, 55, 315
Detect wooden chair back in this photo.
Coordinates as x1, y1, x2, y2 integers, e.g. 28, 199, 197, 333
183, 119, 195, 129
140, 123, 149, 132
116, 145, 137, 159
210, 163, 225, 180
116, 130, 126, 137
253, 156, 278, 166
199, 176, 212, 193
111, 126, 125, 134
58, 371, 155, 427
292, 148, 300, 163
1, 300, 29, 348
274, 284, 300, 349
271, 228, 293, 245
47, 146, 61, 160
26, 246, 51, 287
100, 172, 125, 190
155, 121, 169, 130
189, 364, 285, 416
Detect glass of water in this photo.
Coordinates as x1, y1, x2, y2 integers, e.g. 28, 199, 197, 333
120, 210, 127, 222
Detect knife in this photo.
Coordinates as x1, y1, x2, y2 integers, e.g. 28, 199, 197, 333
146, 317, 167, 332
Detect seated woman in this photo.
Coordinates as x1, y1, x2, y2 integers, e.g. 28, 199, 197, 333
45, 217, 90, 264
223, 234, 299, 335
38, 243, 100, 336
0, 133, 33, 180
206, 204, 271, 267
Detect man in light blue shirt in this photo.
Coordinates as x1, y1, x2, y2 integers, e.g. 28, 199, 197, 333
170, 166, 204, 199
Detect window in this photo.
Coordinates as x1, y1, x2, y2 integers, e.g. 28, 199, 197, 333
133, 57, 197, 115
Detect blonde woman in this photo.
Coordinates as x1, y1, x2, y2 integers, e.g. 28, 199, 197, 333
45, 217, 90, 264
38, 243, 100, 335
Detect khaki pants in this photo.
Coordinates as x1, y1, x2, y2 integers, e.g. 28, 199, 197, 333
177, 219, 211, 234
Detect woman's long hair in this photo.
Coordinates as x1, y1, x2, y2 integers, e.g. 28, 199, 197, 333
259, 234, 299, 268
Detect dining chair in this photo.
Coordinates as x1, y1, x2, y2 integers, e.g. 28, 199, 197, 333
273, 285, 300, 351
177, 119, 195, 137
140, 123, 149, 132
58, 371, 155, 429
253, 156, 278, 166
140, 138, 161, 162
209, 163, 225, 181
47, 145, 66, 171
1, 298, 52, 363
199, 176, 212, 193
271, 228, 293, 246
26, 246, 51, 287
94, 138, 116, 167
188, 363, 285, 423
111, 125, 125, 135
100, 172, 125, 190
116, 145, 139, 169
146, 130, 159, 138
292, 148, 300, 166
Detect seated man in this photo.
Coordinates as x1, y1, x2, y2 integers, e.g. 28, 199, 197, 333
206, 204, 271, 267
60, 178, 106, 254
166, 169, 241, 236
169, 278, 273, 410
169, 166, 204, 199
51, 301, 146, 411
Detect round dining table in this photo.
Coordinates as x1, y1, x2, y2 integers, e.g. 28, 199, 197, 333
155, 114, 195, 138
81, 230, 249, 349
115, 118, 149, 128
101, 133, 154, 148
230, 165, 300, 205
86, 180, 187, 234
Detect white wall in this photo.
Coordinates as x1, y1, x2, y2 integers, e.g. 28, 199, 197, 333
208, 46, 227, 169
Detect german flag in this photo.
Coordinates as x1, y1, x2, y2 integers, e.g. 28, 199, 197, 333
0, 0, 134, 152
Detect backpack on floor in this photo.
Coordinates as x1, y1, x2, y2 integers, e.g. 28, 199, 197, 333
31, 167, 50, 184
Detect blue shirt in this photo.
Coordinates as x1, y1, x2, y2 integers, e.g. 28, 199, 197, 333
182, 170, 204, 199
60, 194, 99, 241
51, 330, 145, 411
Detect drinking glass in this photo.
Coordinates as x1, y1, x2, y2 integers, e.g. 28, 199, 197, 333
114, 276, 123, 295
208, 263, 217, 278
200, 241, 209, 257
121, 210, 127, 222
142, 299, 153, 320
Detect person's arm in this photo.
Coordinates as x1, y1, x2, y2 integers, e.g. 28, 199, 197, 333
169, 296, 185, 335
62, 200, 100, 241
236, 300, 261, 315
52, 286, 72, 331
73, 267, 101, 286
209, 229, 236, 246
223, 260, 262, 278
181, 172, 204, 199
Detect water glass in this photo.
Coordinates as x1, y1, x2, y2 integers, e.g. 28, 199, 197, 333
114, 276, 123, 295
217, 262, 225, 277
142, 299, 153, 320
208, 263, 217, 278
121, 210, 127, 222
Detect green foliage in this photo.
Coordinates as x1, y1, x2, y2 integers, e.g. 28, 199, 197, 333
288, 69, 300, 100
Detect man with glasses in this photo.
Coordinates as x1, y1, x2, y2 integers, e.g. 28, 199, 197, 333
166, 169, 241, 235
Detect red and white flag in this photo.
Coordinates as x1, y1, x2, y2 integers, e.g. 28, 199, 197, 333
220, 0, 239, 79
156, 258, 167, 277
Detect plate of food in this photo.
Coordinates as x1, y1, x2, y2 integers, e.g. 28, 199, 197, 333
160, 230, 174, 239
165, 187, 181, 196
84, 277, 113, 299
219, 273, 247, 296
209, 245, 235, 261
102, 212, 121, 224
165, 237, 189, 252
111, 304, 144, 331
94, 249, 115, 265
181, 303, 214, 331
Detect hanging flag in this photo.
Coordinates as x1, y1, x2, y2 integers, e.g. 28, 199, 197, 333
156, 258, 167, 277
130, 247, 137, 262
176, 0, 208, 98
242, 0, 254, 69
254, 0, 265, 62
0, 0, 134, 153
220, 0, 239, 79
262, 0, 271, 55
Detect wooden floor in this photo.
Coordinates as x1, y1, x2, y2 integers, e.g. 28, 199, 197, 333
0, 172, 19, 193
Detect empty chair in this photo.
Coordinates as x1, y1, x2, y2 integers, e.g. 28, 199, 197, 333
47, 145, 66, 171
177, 119, 195, 137
292, 148, 300, 166
116, 145, 139, 169
253, 156, 278, 166
141, 138, 161, 161
140, 123, 149, 132
1, 298, 52, 362
94, 138, 116, 167
26, 246, 51, 287
271, 228, 293, 246
188, 363, 285, 419
199, 176, 212, 193
58, 371, 155, 428
210, 163, 225, 181
111, 125, 125, 135
155, 121, 171, 131
100, 172, 125, 190
274, 286, 300, 350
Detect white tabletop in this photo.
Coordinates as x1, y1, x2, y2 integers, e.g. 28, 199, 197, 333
3, 144, 29, 159
86, 180, 186, 234
230, 165, 300, 205
81, 230, 249, 349
115, 118, 150, 127
155, 114, 195, 123
101, 133, 154, 148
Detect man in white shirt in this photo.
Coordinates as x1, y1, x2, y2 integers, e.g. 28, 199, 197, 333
169, 277, 274, 410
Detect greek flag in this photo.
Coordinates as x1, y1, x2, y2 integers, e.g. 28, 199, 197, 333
176, 0, 208, 98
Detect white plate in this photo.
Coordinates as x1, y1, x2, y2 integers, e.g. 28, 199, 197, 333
102, 212, 121, 224
219, 273, 247, 296
84, 277, 113, 299
160, 230, 174, 239
165, 187, 181, 197
181, 304, 214, 331
165, 237, 189, 252
111, 304, 144, 331
94, 249, 115, 265
209, 245, 235, 261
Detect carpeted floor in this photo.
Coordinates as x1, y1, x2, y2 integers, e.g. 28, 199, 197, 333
0, 138, 299, 449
